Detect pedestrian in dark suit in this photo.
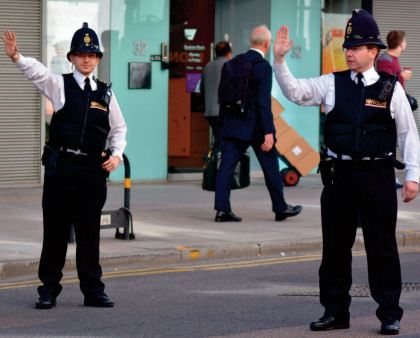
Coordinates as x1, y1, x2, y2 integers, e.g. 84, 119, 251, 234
214, 25, 302, 222
200, 41, 232, 149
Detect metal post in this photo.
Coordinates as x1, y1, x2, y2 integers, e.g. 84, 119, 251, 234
122, 154, 131, 239
123, 153, 131, 210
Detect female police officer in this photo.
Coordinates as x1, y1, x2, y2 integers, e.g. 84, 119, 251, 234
273, 10, 419, 335
2, 23, 127, 309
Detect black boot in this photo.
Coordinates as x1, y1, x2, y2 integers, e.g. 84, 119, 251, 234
35, 295, 56, 309
310, 315, 350, 331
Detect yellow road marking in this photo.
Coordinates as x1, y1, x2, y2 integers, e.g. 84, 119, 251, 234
1, 249, 419, 291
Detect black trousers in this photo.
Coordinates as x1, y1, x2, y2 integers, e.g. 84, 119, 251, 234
215, 138, 287, 213
319, 160, 402, 321
38, 160, 107, 298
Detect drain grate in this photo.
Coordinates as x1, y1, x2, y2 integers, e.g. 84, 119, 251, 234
278, 283, 420, 298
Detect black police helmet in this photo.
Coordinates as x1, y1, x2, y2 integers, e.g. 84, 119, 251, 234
67, 22, 103, 61
343, 9, 386, 49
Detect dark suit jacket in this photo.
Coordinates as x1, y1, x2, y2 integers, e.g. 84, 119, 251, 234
219, 49, 275, 142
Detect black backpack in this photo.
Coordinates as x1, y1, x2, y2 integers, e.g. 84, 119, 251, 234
218, 54, 262, 115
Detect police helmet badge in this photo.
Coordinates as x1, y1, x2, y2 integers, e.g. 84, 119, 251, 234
346, 24, 352, 36
84, 34, 91, 45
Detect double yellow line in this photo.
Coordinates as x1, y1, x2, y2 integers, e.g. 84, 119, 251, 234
0, 249, 418, 291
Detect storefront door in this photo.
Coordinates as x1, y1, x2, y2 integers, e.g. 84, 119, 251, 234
168, 0, 215, 171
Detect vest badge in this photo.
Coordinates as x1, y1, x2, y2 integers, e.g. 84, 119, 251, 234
365, 98, 387, 109
90, 101, 107, 111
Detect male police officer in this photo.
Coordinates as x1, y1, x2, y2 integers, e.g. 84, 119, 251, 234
2, 23, 127, 309
273, 10, 419, 335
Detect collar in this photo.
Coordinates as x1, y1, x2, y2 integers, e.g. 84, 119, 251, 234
350, 66, 379, 86
249, 48, 265, 58
72, 70, 97, 90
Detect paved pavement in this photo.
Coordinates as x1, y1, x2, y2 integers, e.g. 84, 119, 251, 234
1, 173, 420, 279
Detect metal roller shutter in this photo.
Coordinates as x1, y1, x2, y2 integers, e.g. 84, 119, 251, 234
373, 1, 420, 134
0, 0, 42, 186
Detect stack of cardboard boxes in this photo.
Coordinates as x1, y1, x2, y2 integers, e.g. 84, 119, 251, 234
272, 97, 320, 177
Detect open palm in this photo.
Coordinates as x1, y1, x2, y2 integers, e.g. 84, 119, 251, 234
2, 31, 18, 58
274, 25, 293, 61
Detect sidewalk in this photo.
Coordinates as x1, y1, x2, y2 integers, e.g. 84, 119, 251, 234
1, 174, 420, 279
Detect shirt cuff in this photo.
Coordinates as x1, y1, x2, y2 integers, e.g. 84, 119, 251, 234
112, 152, 124, 163
405, 167, 420, 183
273, 62, 288, 73
14, 54, 26, 67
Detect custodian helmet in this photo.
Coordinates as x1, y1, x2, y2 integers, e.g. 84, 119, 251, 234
343, 9, 386, 49
67, 22, 103, 61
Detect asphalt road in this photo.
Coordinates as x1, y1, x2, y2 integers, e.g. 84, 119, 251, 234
1, 251, 420, 338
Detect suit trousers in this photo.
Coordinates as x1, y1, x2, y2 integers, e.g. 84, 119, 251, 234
38, 160, 107, 298
319, 160, 402, 321
214, 138, 287, 213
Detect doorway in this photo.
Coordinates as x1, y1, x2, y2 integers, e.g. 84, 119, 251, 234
168, 0, 215, 172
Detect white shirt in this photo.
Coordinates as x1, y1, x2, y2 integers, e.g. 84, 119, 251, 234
14, 55, 127, 160
274, 62, 420, 182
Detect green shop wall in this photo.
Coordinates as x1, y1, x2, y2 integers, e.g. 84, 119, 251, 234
270, 0, 321, 160
109, 0, 169, 181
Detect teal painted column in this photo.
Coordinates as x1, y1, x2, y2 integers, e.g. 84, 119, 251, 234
270, 0, 322, 163
109, 0, 169, 181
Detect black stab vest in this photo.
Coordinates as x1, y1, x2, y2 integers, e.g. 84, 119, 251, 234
324, 70, 397, 159
49, 74, 111, 154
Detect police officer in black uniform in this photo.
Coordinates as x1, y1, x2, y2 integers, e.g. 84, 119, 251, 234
2, 24, 127, 309
273, 10, 419, 335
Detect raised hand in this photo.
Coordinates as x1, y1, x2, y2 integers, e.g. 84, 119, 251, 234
2, 30, 18, 59
273, 25, 293, 63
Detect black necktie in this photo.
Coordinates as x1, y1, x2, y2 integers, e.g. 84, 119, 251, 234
84, 77, 92, 93
356, 73, 364, 88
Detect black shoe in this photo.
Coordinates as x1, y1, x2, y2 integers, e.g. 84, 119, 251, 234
35, 295, 56, 309
275, 205, 303, 221
215, 211, 242, 222
380, 320, 400, 335
84, 293, 114, 308
310, 315, 350, 331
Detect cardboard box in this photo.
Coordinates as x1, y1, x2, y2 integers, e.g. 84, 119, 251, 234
274, 116, 289, 138
270, 95, 320, 178
275, 126, 300, 153
293, 150, 320, 176
283, 137, 312, 164
271, 96, 285, 118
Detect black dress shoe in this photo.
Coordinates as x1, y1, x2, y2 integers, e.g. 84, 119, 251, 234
35, 295, 56, 309
275, 205, 303, 221
310, 315, 350, 331
380, 320, 400, 335
84, 293, 114, 308
215, 211, 242, 222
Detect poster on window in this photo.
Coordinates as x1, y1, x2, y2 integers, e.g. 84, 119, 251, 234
322, 13, 349, 74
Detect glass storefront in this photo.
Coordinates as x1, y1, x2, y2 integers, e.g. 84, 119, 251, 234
45, 0, 111, 78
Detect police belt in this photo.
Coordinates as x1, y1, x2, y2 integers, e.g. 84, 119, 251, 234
321, 154, 405, 170
57, 146, 109, 163
60, 147, 88, 156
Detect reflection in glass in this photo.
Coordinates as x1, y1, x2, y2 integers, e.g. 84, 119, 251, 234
46, 0, 110, 78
